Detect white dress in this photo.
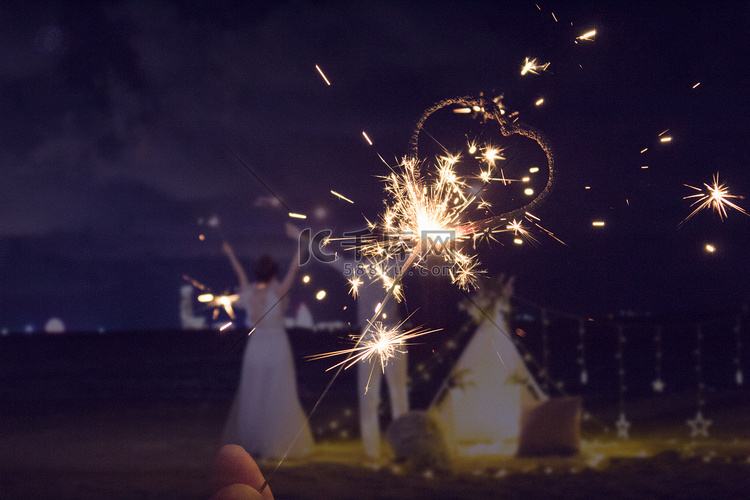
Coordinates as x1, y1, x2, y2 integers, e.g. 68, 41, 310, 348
222, 283, 313, 460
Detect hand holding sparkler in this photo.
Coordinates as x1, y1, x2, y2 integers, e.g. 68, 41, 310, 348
210, 444, 274, 500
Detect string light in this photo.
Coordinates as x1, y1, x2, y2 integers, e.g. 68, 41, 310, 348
687, 324, 711, 438
541, 308, 550, 393
652, 326, 665, 392
615, 325, 630, 439
577, 319, 588, 385
735, 314, 744, 386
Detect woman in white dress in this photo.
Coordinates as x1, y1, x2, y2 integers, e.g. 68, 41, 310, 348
221, 223, 313, 460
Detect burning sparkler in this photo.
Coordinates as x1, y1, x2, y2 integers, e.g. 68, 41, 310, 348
317, 95, 556, 371
184, 275, 239, 323
679, 172, 749, 227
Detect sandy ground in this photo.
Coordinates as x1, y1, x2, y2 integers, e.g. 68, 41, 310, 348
2, 396, 749, 500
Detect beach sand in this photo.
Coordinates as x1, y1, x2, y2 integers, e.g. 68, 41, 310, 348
2, 395, 749, 499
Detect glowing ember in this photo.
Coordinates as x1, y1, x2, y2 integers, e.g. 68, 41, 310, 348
576, 29, 597, 42
315, 64, 331, 85
521, 57, 550, 75
308, 319, 439, 373
680, 172, 749, 227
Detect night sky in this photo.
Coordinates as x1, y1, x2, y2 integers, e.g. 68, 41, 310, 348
1, 1, 749, 333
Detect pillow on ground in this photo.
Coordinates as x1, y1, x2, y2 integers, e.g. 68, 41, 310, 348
516, 396, 582, 457
386, 410, 449, 469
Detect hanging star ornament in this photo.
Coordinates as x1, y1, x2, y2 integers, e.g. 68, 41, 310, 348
652, 378, 665, 393
615, 413, 631, 439
687, 411, 712, 438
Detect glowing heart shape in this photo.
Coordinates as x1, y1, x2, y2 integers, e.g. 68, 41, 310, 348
408, 95, 555, 237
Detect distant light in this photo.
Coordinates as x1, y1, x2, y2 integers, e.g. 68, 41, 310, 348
44, 317, 65, 334
660, 136, 672, 143
197, 293, 214, 302
219, 322, 233, 331
513, 238, 523, 245
314, 206, 328, 219
592, 221, 606, 227
705, 244, 716, 253
529, 167, 539, 173
692, 82, 701, 89
289, 212, 307, 219
641, 165, 649, 169
1, 327, 8, 336
24, 324, 35, 334
535, 98, 544, 106
302, 275, 311, 284
524, 188, 534, 196
468, 144, 477, 154
640, 148, 648, 153
362, 131, 373, 145
316, 290, 327, 300
522, 176, 530, 183
199, 234, 205, 241
585, 186, 591, 190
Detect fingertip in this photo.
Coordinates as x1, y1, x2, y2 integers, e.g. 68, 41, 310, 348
209, 483, 263, 500
212, 445, 273, 499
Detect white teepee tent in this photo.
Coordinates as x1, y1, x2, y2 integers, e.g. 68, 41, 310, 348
430, 276, 545, 456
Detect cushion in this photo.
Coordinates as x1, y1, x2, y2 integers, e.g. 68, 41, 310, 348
516, 396, 582, 457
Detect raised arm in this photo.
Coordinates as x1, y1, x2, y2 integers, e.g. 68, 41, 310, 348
276, 222, 304, 296
223, 241, 250, 290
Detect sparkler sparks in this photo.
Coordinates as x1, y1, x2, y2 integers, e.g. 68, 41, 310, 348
576, 30, 597, 42
317, 95, 557, 373
308, 319, 439, 373
680, 172, 749, 227
315, 64, 331, 85
183, 275, 238, 321
331, 190, 354, 204
521, 57, 550, 75
362, 131, 373, 145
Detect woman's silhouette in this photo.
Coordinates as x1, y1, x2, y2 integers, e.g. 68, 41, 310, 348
221, 223, 313, 460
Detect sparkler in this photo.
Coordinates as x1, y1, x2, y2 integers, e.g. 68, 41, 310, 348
261, 92, 558, 493
319, 95, 556, 369
679, 172, 749, 227
183, 275, 238, 323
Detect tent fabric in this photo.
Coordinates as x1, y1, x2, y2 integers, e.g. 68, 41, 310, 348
430, 282, 545, 457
